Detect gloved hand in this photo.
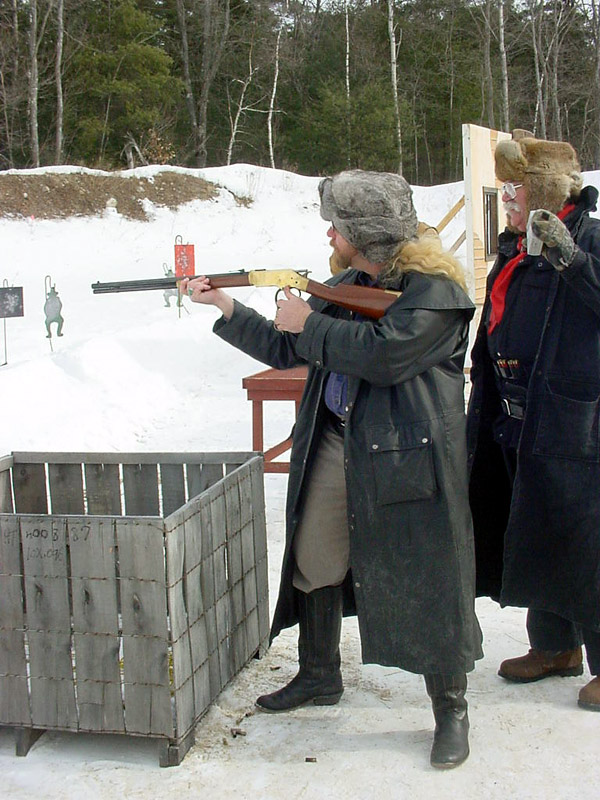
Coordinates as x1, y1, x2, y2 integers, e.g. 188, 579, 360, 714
529, 209, 576, 271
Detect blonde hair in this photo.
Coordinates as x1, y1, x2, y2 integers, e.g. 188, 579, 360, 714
380, 230, 467, 291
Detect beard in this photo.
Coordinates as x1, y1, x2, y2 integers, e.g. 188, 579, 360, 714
503, 200, 528, 234
329, 248, 353, 275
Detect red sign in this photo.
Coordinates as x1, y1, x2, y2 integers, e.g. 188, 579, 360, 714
174, 235, 195, 277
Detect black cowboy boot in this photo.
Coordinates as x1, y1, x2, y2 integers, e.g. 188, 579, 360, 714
256, 585, 344, 712
424, 673, 470, 769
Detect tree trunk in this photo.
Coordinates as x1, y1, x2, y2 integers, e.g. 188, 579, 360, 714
482, 0, 495, 129
55, 0, 64, 164
175, 0, 200, 162
28, 0, 40, 167
226, 51, 256, 166
498, 0, 509, 131
387, 0, 402, 175
268, 25, 282, 169
345, 0, 351, 167
593, 0, 600, 167
530, 0, 546, 138
197, 0, 231, 167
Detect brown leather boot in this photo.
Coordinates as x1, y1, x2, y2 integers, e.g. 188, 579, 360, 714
578, 677, 600, 711
498, 647, 583, 683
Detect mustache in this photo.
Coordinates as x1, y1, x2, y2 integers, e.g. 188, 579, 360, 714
503, 201, 522, 214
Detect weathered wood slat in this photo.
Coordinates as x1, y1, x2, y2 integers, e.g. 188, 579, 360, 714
122, 463, 160, 516
123, 684, 172, 736
116, 518, 165, 583
70, 518, 119, 641
0, 675, 31, 725
0, 515, 30, 725
160, 463, 185, 517
215, 595, 232, 687
0, 466, 14, 513
186, 462, 224, 499
48, 463, 84, 514
11, 451, 255, 466
12, 463, 47, 514
76, 678, 126, 732
68, 517, 116, 580
84, 463, 121, 515
21, 516, 77, 729
0, 514, 22, 576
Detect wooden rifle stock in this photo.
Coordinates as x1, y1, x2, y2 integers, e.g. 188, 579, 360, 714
91, 269, 401, 320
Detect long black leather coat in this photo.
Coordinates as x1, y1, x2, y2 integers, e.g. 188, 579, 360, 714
216, 268, 483, 674
467, 187, 600, 632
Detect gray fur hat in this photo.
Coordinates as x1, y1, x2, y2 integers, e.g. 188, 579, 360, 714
319, 169, 418, 263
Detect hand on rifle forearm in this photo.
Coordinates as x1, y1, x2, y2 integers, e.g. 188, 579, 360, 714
182, 276, 235, 319
274, 287, 313, 333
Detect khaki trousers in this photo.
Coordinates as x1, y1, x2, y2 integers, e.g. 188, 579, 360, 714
292, 419, 350, 593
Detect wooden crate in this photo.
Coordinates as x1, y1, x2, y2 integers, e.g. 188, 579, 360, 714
0, 451, 269, 767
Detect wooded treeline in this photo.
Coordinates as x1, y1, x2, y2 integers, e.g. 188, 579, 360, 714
2, 0, 600, 183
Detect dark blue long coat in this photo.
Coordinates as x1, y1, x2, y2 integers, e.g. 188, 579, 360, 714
467, 187, 600, 632
216, 268, 483, 675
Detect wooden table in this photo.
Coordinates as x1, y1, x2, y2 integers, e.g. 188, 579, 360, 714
242, 366, 308, 473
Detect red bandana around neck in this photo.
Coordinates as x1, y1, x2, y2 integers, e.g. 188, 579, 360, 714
487, 203, 576, 334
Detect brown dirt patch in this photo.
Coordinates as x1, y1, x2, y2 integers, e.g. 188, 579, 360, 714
0, 171, 221, 221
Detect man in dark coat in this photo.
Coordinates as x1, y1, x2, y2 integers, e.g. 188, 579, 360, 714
467, 130, 600, 711
184, 170, 483, 769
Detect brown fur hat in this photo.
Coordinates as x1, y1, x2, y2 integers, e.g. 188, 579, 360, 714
495, 131, 583, 216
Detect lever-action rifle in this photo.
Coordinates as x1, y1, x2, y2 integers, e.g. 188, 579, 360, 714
92, 269, 401, 320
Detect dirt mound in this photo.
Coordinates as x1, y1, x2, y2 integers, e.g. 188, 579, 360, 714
0, 171, 221, 221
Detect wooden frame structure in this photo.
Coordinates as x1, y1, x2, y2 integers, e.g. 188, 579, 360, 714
0, 450, 269, 766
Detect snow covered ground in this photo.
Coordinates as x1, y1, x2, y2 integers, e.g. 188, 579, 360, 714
0, 164, 598, 799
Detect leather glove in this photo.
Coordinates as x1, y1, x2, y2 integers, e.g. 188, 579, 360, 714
529, 209, 576, 271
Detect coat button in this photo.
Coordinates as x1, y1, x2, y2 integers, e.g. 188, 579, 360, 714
355, 581, 361, 588
372, 444, 379, 450
421, 438, 428, 444
315, 360, 322, 367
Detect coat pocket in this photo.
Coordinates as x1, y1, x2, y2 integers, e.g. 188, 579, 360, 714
367, 424, 438, 504
533, 381, 600, 462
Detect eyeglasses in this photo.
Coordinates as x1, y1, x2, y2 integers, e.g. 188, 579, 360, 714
501, 182, 524, 200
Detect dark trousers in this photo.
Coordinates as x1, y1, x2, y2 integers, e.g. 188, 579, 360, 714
527, 609, 600, 675
501, 446, 600, 676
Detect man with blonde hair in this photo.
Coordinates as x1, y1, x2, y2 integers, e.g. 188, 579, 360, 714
184, 170, 483, 768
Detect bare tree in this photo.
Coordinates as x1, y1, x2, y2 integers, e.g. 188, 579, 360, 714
345, 0, 351, 167
482, 0, 495, 129
27, 0, 56, 167
198, 0, 230, 167
27, 0, 40, 166
226, 49, 259, 165
175, 0, 200, 160
498, 0, 510, 131
268, 24, 283, 169
579, 0, 600, 166
175, 0, 230, 166
55, 0, 64, 164
387, 0, 403, 174
530, 0, 547, 137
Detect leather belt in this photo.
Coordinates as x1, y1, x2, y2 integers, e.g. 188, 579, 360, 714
501, 397, 525, 419
327, 409, 346, 436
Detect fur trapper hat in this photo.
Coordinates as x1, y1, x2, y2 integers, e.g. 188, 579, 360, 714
319, 169, 418, 263
495, 131, 583, 216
